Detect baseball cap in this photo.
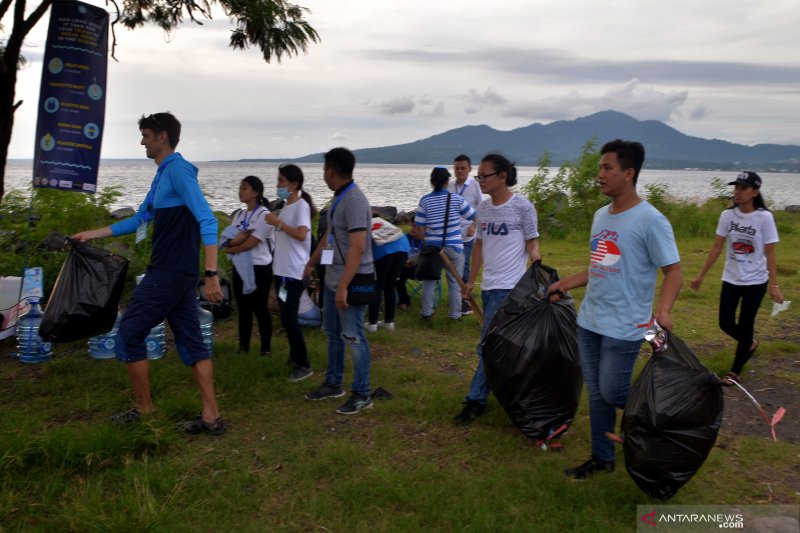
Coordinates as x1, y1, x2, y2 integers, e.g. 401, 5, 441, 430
728, 171, 762, 188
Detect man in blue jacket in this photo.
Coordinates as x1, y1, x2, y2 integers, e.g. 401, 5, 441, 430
74, 112, 226, 435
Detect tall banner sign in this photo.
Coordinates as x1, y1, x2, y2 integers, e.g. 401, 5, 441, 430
33, 0, 108, 193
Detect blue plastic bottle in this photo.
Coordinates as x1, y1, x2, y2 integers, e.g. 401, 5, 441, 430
15, 298, 53, 363
88, 310, 123, 360
198, 300, 213, 355
146, 321, 166, 360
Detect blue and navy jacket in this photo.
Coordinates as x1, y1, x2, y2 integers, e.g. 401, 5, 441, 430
111, 152, 218, 275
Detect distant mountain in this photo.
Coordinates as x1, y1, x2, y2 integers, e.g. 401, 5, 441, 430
274, 110, 800, 171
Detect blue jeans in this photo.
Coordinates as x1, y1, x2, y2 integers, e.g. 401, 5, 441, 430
461, 239, 474, 285
577, 326, 642, 463
422, 246, 464, 319
322, 286, 371, 396
465, 289, 512, 404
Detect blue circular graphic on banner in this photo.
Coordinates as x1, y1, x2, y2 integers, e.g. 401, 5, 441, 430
44, 97, 60, 113
87, 84, 103, 101
48, 58, 63, 74
40, 134, 56, 152
84, 123, 101, 139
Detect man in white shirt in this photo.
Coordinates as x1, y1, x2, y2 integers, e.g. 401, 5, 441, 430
447, 154, 483, 315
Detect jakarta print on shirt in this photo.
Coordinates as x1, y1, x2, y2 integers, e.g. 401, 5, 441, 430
578, 201, 680, 342
716, 207, 779, 286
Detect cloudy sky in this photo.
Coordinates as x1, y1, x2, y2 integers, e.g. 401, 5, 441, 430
6, 0, 800, 160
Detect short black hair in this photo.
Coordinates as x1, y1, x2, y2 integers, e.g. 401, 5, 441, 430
481, 153, 517, 186
454, 154, 471, 165
138, 112, 181, 148
600, 139, 645, 185
324, 147, 356, 179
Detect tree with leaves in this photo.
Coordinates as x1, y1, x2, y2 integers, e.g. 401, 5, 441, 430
0, 0, 319, 201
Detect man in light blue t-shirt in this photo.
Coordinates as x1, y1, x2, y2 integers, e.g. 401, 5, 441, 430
548, 139, 682, 480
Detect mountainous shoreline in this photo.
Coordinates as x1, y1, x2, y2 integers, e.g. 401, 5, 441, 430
240, 110, 800, 171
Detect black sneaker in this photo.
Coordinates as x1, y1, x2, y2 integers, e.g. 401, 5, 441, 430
564, 457, 615, 479
110, 407, 141, 425
336, 392, 373, 415
182, 415, 227, 436
461, 300, 473, 315
305, 382, 346, 400
288, 365, 314, 383
453, 401, 486, 424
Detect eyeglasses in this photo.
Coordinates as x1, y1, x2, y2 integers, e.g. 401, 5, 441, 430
476, 172, 498, 181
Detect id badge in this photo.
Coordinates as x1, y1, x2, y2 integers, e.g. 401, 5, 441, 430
135, 222, 148, 243
321, 248, 334, 265
278, 286, 288, 302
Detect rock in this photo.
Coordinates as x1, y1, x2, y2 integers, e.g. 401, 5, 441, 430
372, 206, 398, 220
0, 230, 16, 247
785, 205, 800, 213
106, 241, 135, 258
110, 207, 135, 220
750, 516, 799, 533
36, 231, 68, 252
394, 211, 416, 224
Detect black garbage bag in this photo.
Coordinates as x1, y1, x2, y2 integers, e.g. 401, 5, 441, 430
621, 333, 723, 500
481, 262, 582, 442
40, 240, 129, 342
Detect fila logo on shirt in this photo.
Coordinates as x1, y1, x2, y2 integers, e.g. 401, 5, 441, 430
481, 222, 509, 235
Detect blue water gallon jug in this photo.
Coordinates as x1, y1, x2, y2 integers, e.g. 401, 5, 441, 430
198, 300, 213, 355
16, 298, 53, 363
88, 310, 123, 359
146, 321, 166, 360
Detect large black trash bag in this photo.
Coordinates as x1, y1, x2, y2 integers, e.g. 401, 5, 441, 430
621, 333, 723, 500
481, 262, 582, 441
40, 239, 129, 342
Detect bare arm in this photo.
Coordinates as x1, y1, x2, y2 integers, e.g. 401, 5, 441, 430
203, 244, 223, 302
335, 230, 367, 309
547, 269, 590, 302
526, 238, 541, 263
265, 211, 309, 242
764, 243, 784, 303
72, 226, 113, 242
690, 235, 725, 290
654, 262, 682, 331
226, 235, 261, 254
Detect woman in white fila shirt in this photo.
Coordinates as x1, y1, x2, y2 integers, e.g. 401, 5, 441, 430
691, 171, 785, 386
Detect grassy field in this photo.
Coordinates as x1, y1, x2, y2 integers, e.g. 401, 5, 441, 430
1, 212, 798, 532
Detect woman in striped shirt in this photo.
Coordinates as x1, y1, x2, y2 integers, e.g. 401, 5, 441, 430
412, 166, 476, 320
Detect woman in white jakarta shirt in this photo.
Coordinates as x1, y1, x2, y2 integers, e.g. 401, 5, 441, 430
226, 175, 274, 356
691, 171, 785, 386
265, 164, 318, 383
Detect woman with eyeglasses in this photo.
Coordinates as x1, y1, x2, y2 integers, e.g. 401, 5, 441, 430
225, 175, 275, 356
265, 164, 318, 383
411, 166, 476, 321
690, 171, 785, 386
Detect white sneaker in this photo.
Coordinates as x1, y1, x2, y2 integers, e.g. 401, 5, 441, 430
378, 321, 395, 331
365, 323, 378, 333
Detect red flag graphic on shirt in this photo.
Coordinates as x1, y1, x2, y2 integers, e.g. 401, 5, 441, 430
591, 238, 621, 266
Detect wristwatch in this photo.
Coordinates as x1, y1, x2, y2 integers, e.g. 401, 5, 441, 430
204, 270, 218, 277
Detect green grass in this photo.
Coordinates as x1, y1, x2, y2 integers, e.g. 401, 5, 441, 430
1, 213, 799, 532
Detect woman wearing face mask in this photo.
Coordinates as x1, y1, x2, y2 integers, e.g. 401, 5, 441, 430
226, 175, 274, 355
265, 164, 318, 382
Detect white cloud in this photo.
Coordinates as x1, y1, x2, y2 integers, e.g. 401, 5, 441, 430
375, 96, 416, 115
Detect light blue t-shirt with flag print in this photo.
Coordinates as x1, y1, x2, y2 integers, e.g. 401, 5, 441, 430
577, 200, 680, 342
414, 190, 476, 252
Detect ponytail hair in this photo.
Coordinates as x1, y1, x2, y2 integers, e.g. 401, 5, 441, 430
241, 175, 269, 208
279, 163, 318, 218
481, 153, 517, 186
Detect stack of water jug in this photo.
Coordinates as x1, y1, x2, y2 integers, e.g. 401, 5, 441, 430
15, 297, 53, 364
